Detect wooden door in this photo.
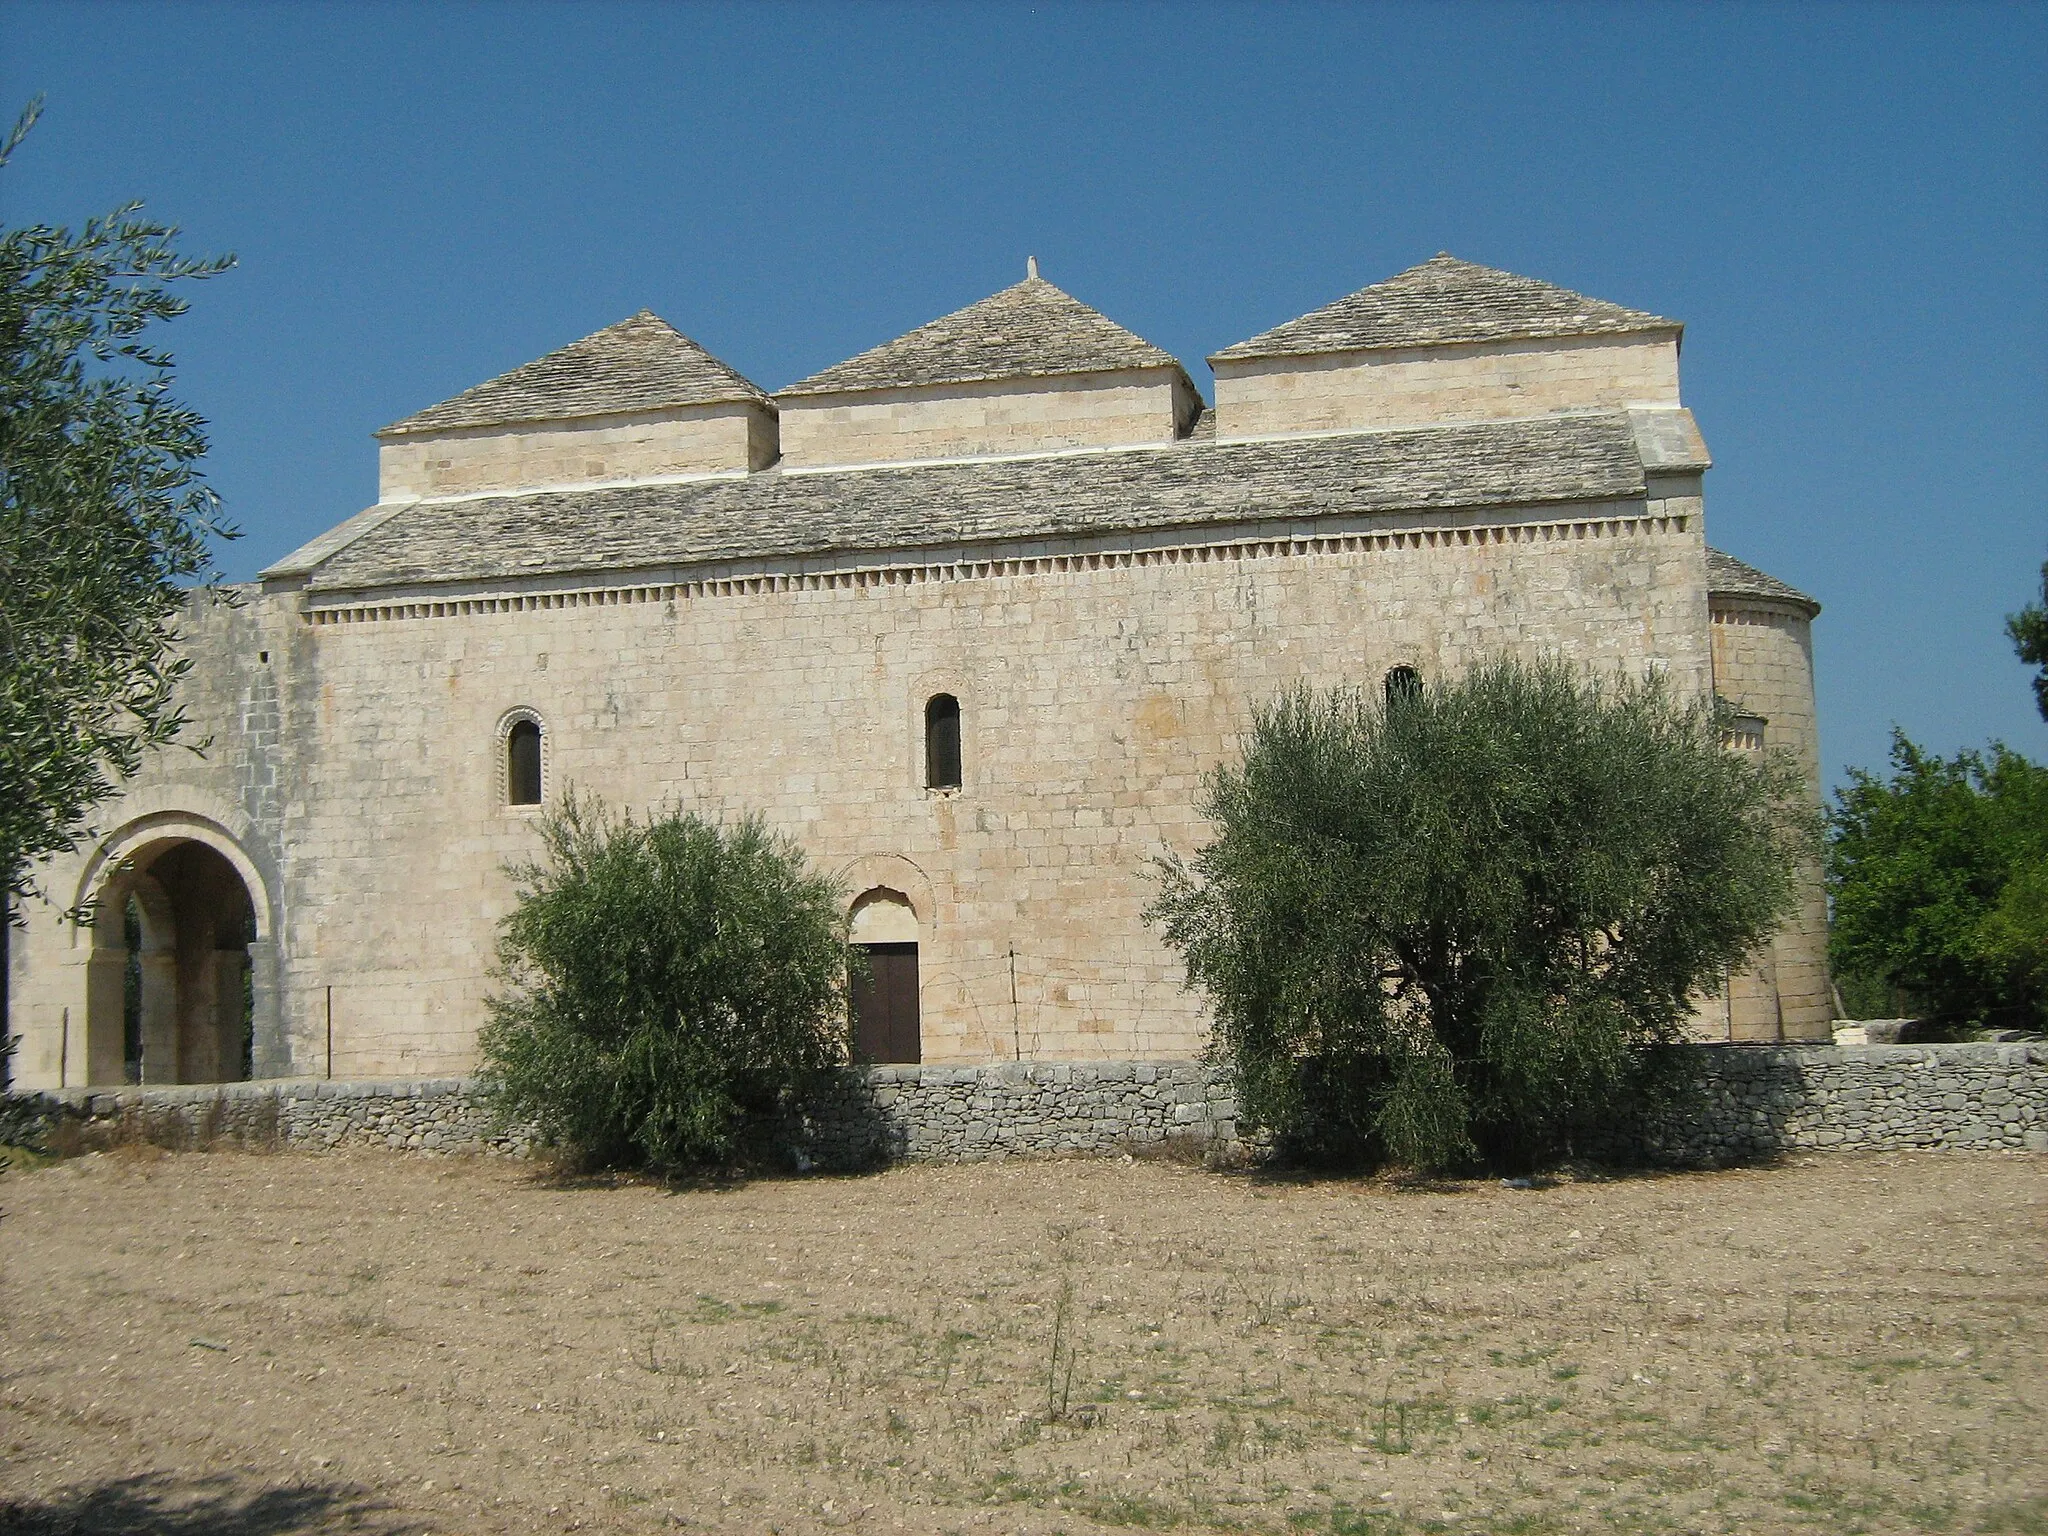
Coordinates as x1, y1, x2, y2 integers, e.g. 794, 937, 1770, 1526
852, 942, 920, 1064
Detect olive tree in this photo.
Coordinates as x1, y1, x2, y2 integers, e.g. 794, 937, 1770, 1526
0, 98, 236, 906
478, 794, 852, 1169
1149, 658, 1811, 1172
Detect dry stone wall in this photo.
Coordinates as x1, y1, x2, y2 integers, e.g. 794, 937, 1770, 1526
10, 1045, 2042, 1169
27, 1078, 527, 1157
13, 1065, 1240, 1167
1597, 1043, 2048, 1163
791, 1061, 1238, 1168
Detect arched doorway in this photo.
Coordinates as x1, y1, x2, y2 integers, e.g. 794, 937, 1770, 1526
84, 838, 258, 1085
849, 888, 920, 1065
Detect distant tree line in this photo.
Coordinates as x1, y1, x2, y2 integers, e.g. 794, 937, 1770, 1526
1826, 562, 2048, 1032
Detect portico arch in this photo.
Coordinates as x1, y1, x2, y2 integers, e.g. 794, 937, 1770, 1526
75, 814, 277, 1085
75, 812, 274, 944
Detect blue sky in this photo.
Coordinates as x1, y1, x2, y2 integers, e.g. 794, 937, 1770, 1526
4, 0, 2044, 793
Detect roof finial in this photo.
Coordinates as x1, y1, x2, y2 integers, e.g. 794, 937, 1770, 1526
1027, 255, 1040, 280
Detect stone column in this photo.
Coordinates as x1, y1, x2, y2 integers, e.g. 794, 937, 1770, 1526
212, 949, 251, 1080
82, 948, 129, 1086
138, 951, 180, 1084
175, 944, 222, 1083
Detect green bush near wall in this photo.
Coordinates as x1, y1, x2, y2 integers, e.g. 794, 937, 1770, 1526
479, 793, 852, 1170
1829, 733, 2048, 1032
1149, 657, 1812, 1174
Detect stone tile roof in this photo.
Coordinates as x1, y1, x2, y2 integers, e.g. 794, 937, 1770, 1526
1706, 548, 1819, 616
380, 311, 770, 436
1627, 407, 1711, 474
779, 275, 1187, 397
286, 413, 1646, 592
1211, 254, 1681, 363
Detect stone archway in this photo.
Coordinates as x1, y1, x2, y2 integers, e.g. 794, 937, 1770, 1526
78, 823, 272, 1086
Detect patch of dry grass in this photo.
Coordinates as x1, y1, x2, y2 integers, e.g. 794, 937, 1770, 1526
0, 1149, 2041, 1535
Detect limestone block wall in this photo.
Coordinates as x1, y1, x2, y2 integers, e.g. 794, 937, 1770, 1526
6, 503, 1714, 1087
1708, 597, 1831, 1040
376, 402, 776, 500
776, 367, 1197, 467
3, 588, 300, 1090
1213, 334, 1680, 440
268, 508, 1708, 1078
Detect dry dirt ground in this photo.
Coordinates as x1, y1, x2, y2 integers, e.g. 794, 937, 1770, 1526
0, 1148, 2042, 1536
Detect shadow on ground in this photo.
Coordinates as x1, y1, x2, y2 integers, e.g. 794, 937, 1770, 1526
0, 1472, 416, 1535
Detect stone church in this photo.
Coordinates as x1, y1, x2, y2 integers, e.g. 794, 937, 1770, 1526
4, 254, 1831, 1090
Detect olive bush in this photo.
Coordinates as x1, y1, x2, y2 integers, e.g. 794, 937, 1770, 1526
1149, 658, 1812, 1172
479, 794, 851, 1169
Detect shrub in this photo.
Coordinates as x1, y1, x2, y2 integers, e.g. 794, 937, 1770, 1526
0, 1089, 56, 1170
1828, 732, 2047, 1031
1148, 657, 1811, 1173
478, 794, 852, 1170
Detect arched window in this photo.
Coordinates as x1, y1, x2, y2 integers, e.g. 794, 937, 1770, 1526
507, 718, 543, 805
925, 694, 961, 790
1383, 666, 1423, 708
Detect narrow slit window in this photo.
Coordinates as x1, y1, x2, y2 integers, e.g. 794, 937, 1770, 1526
925, 694, 962, 790
507, 719, 543, 805
1383, 666, 1423, 708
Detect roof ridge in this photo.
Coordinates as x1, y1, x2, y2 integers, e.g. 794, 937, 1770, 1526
381, 311, 771, 437
1211, 254, 1681, 363
780, 273, 1187, 398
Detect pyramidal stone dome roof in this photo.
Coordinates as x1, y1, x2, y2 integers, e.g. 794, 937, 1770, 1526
1211, 254, 1681, 363
1706, 548, 1820, 616
380, 311, 771, 437
780, 273, 1187, 398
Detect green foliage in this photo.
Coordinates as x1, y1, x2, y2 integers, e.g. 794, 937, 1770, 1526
0, 98, 236, 905
2008, 559, 2048, 723
1828, 732, 2048, 1029
1148, 657, 1810, 1172
478, 793, 852, 1169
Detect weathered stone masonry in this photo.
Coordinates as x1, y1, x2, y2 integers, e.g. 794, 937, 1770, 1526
23, 1077, 522, 1157
1608, 1043, 2048, 1163
5, 254, 1835, 1090
798, 1061, 1239, 1166
16, 1045, 2044, 1167
16, 1063, 1240, 1168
